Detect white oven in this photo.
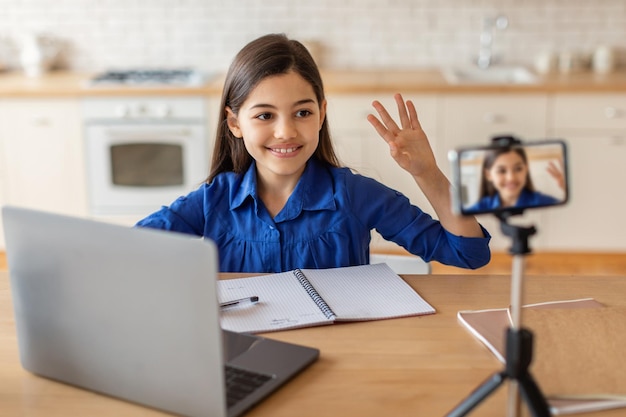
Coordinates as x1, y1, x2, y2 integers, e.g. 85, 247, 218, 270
83, 96, 208, 216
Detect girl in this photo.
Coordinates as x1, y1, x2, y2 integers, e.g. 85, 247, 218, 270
469, 147, 562, 211
137, 33, 491, 272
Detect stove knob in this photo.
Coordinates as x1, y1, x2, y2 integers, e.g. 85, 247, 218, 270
115, 104, 131, 118
134, 104, 148, 116
155, 104, 172, 118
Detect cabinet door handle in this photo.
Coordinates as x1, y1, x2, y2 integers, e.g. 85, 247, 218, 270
604, 107, 622, 119
30, 116, 50, 126
482, 112, 505, 124
106, 128, 192, 139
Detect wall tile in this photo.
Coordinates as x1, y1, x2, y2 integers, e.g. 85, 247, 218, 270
0, 0, 624, 72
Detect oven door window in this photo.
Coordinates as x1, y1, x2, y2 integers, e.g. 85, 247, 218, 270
110, 143, 184, 187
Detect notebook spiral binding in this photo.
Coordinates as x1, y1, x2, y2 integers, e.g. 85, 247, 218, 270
293, 269, 336, 320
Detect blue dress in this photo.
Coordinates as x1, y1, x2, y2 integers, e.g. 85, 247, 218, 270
137, 158, 491, 272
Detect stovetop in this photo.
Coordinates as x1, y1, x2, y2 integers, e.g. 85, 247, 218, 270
89, 69, 205, 87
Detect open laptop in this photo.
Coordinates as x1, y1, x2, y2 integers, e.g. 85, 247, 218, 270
2, 206, 319, 417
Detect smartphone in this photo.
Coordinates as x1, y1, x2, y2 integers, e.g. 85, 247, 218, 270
448, 139, 569, 216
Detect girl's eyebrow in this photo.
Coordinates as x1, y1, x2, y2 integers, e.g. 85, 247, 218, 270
249, 98, 316, 110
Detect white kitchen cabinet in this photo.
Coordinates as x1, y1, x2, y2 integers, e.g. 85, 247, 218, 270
326, 93, 439, 251
0, 98, 87, 238
545, 94, 626, 250
551, 94, 626, 131
440, 94, 550, 250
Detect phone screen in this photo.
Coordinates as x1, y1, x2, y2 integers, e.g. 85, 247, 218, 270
449, 139, 569, 215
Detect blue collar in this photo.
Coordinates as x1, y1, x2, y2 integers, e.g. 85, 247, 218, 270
230, 159, 337, 221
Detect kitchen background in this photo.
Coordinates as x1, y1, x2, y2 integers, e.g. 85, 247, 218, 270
0, 0, 624, 72
1, 0, 625, 273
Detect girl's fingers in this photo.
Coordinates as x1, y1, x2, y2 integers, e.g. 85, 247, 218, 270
371, 100, 400, 134
366, 114, 393, 144
394, 93, 411, 129
369, 94, 424, 148
406, 100, 421, 131
393, 93, 423, 132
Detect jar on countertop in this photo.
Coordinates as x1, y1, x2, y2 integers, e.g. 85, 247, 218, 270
19, 33, 60, 77
592, 45, 616, 74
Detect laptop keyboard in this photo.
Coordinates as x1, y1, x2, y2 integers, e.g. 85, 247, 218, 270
225, 365, 274, 409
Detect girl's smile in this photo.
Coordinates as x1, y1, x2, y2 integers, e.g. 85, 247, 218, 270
267, 145, 303, 156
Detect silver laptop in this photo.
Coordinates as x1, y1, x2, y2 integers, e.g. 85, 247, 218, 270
2, 206, 319, 417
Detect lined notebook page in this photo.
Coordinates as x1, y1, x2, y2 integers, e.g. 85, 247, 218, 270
301, 263, 435, 321
217, 272, 332, 333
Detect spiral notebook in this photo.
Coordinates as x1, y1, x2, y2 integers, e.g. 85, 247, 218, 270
218, 263, 435, 333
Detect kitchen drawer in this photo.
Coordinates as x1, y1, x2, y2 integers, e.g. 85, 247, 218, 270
326, 93, 438, 131
551, 93, 626, 130
441, 94, 549, 144
82, 96, 206, 120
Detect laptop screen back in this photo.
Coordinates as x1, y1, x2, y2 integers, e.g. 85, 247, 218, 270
2, 206, 228, 417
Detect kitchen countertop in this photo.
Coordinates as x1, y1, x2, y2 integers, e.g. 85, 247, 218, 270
0, 71, 223, 97
2, 68, 626, 97
320, 69, 626, 94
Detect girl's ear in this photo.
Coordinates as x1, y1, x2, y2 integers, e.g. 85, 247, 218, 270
225, 107, 242, 138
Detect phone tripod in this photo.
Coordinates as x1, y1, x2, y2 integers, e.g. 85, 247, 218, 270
447, 212, 551, 417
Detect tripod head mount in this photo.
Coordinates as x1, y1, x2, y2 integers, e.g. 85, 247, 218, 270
495, 211, 537, 256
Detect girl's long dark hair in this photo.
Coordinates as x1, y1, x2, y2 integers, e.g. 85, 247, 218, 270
478, 147, 535, 198
207, 33, 340, 184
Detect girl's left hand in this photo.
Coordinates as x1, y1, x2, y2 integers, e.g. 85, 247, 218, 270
546, 159, 566, 191
368, 94, 484, 238
367, 93, 436, 178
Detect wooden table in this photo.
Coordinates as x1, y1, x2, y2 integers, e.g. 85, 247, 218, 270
2, 271, 625, 417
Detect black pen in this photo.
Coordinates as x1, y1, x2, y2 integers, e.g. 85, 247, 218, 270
219, 296, 260, 310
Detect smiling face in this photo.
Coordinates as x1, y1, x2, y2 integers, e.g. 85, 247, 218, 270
225, 71, 326, 187
485, 150, 529, 206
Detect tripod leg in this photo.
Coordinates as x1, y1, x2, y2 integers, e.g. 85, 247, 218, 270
504, 328, 551, 417
446, 371, 506, 417
518, 373, 551, 417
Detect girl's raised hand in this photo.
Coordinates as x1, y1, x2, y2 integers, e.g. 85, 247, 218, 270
367, 93, 436, 178
368, 94, 485, 238
546, 159, 566, 191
